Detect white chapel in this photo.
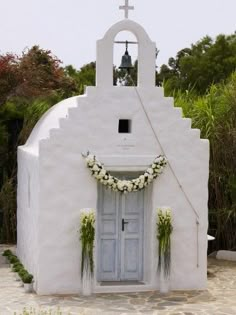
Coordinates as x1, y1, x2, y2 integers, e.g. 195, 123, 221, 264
17, 2, 209, 295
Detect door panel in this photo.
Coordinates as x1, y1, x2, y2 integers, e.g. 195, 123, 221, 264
121, 190, 144, 280
101, 239, 117, 272
125, 239, 139, 272
97, 173, 144, 282
98, 186, 119, 281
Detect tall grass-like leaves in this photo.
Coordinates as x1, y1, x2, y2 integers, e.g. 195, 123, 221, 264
0, 178, 16, 242
174, 72, 236, 251
80, 211, 95, 278
0, 95, 62, 243
157, 209, 173, 278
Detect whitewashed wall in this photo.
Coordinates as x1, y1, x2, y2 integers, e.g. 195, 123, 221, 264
17, 19, 209, 294
17, 149, 39, 279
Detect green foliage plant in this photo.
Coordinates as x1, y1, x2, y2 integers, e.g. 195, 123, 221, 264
13, 265, 23, 273
158, 33, 236, 95
19, 269, 28, 281
22, 273, 33, 284
157, 208, 173, 278
2, 249, 12, 256
0, 178, 17, 243
174, 73, 236, 251
79, 209, 95, 279
13, 262, 24, 273
9, 255, 18, 264
13, 261, 23, 268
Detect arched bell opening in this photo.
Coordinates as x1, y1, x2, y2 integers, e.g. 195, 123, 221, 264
113, 31, 138, 86
96, 20, 156, 88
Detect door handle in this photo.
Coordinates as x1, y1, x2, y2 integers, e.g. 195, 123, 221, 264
122, 218, 129, 231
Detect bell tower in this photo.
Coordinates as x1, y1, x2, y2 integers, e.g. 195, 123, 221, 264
96, 7, 157, 88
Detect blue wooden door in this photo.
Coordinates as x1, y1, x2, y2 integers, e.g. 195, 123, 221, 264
121, 190, 144, 280
97, 185, 119, 281
97, 175, 144, 282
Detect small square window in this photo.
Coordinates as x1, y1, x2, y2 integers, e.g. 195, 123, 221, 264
118, 119, 131, 133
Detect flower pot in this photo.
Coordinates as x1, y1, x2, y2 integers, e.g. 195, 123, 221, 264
82, 270, 92, 296
24, 283, 33, 293
159, 274, 170, 294
159, 256, 170, 294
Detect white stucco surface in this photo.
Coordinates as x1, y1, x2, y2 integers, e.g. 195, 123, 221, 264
17, 19, 209, 295
216, 250, 236, 261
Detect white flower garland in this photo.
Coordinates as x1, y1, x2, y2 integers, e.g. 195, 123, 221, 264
84, 153, 167, 193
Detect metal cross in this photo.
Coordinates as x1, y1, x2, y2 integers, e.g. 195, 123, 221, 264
119, 0, 134, 19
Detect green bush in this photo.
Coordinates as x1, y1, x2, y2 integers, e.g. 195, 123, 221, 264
13, 262, 23, 268
22, 273, 33, 284
9, 255, 18, 264
2, 249, 12, 256
19, 269, 28, 280
13, 264, 23, 273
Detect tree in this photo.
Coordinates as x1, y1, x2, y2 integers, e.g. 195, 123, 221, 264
0, 46, 80, 243
157, 33, 236, 95
17, 46, 77, 99
0, 54, 19, 106
0, 46, 77, 106
65, 62, 96, 95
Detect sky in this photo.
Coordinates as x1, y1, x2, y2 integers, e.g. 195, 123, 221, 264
0, 0, 236, 70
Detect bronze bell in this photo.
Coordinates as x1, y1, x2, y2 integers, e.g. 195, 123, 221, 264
119, 42, 133, 71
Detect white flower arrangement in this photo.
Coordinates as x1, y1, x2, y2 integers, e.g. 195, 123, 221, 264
79, 208, 95, 278
83, 153, 167, 193
156, 207, 173, 278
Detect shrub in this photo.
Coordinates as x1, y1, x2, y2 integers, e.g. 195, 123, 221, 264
13, 262, 23, 268
13, 264, 23, 273
22, 273, 33, 284
2, 249, 12, 256
19, 269, 28, 280
9, 255, 18, 264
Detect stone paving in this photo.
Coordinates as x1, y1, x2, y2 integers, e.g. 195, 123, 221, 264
0, 246, 236, 315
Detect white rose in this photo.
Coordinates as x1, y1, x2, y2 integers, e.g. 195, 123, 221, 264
139, 175, 145, 183
117, 181, 124, 190
86, 154, 94, 162
155, 157, 161, 163
147, 168, 153, 174
108, 179, 114, 185
139, 183, 144, 189
92, 165, 99, 172
100, 169, 106, 177
97, 172, 104, 179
